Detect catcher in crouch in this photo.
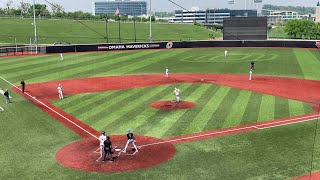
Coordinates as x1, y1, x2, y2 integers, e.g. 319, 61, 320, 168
122, 128, 139, 153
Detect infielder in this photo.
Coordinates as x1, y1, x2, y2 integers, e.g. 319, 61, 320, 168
60, 53, 64, 60
224, 50, 228, 58
174, 87, 181, 102
57, 84, 64, 99
249, 69, 253, 80
165, 67, 169, 77
122, 128, 139, 153
98, 131, 107, 160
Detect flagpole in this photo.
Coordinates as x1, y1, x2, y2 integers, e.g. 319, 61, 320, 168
134, 13, 137, 42
118, 15, 121, 43
33, 0, 38, 54
149, 0, 152, 42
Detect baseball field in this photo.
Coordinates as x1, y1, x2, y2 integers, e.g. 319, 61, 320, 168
1, 47, 320, 179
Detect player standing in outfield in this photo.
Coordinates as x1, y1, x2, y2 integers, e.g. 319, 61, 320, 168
103, 136, 114, 162
57, 84, 64, 99
60, 53, 64, 60
20, 80, 26, 93
165, 67, 169, 77
251, 61, 255, 70
97, 131, 107, 161
174, 87, 181, 102
122, 128, 139, 153
224, 50, 228, 58
249, 69, 253, 80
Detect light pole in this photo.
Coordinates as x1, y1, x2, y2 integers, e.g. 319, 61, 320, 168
138, 3, 143, 23
105, 17, 109, 43
149, 0, 152, 42
33, 0, 38, 54
15, 38, 17, 54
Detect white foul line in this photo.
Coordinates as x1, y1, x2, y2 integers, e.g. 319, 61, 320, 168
141, 114, 320, 147
0, 77, 98, 140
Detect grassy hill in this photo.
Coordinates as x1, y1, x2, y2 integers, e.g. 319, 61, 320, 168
0, 18, 218, 45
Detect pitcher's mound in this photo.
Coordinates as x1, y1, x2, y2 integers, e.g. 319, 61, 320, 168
149, 101, 196, 110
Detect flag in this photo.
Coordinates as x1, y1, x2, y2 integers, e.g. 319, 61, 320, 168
114, 8, 120, 16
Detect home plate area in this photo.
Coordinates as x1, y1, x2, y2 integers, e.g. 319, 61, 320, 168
56, 135, 176, 172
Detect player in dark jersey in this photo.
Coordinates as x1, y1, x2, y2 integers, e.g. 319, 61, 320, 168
251, 61, 255, 70
103, 136, 113, 161
20, 80, 26, 93
122, 128, 139, 153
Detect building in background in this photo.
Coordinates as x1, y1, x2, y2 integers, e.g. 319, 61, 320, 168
173, 9, 257, 24
262, 10, 306, 24
316, 2, 320, 23
92, 0, 147, 16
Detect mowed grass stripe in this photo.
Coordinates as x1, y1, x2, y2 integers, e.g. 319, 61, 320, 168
66, 91, 118, 115
4, 53, 101, 78
115, 84, 184, 135
162, 84, 212, 137
0, 53, 90, 73
80, 89, 140, 123
29, 50, 156, 83
101, 85, 174, 134
183, 86, 228, 134
100, 49, 189, 76
204, 88, 241, 131
135, 84, 194, 136
274, 97, 290, 119
94, 86, 167, 131
222, 90, 251, 128
240, 92, 262, 125
52, 93, 89, 108
4, 52, 116, 82
288, 100, 305, 117
257, 95, 275, 122
63, 50, 165, 79
294, 49, 320, 79
144, 84, 202, 138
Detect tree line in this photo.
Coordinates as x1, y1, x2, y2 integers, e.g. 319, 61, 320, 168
285, 19, 320, 39
0, 1, 166, 23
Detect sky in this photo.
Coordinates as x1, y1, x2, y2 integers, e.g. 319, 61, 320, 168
1, 0, 319, 13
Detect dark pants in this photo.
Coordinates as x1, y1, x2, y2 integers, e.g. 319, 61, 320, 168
22, 86, 25, 93
103, 148, 113, 161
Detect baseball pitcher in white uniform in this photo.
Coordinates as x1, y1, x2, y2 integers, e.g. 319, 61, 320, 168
58, 84, 64, 99
174, 87, 181, 102
165, 67, 169, 77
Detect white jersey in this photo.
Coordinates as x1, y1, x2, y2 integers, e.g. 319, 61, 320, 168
58, 86, 63, 93
174, 88, 180, 96
224, 50, 228, 57
60, 53, 64, 60
249, 70, 252, 75
166, 68, 169, 74
99, 134, 106, 146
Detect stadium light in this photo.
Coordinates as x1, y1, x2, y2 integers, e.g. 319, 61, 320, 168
149, 0, 152, 42
33, 0, 38, 54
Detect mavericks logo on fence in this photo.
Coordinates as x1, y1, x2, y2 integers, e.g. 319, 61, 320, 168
98, 44, 160, 51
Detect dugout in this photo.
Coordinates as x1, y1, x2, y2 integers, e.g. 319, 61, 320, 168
223, 17, 268, 40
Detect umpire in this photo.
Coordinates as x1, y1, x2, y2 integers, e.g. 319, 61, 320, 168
103, 136, 113, 162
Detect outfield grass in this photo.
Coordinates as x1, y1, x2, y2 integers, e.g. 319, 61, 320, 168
0, 18, 215, 44
52, 84, 312, 138
1, 47, 320, 179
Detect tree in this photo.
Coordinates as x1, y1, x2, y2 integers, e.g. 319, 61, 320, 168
51, 3, 64, 16
19, 2, 31, 16
285, 19, 319, 39
29, 4, 50, 17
